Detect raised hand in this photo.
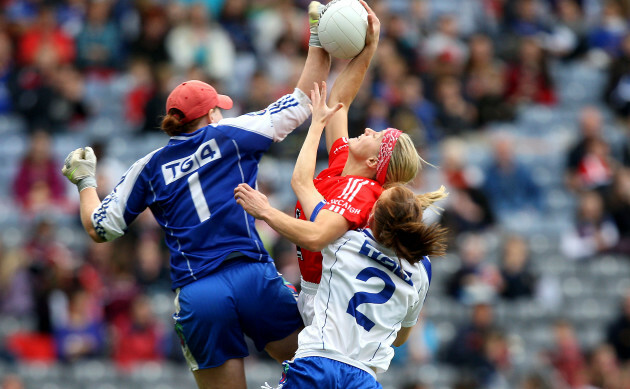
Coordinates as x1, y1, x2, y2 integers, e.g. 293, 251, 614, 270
309, 81, 344, 127
359, 0, 380, 49
61, 147, 98, 192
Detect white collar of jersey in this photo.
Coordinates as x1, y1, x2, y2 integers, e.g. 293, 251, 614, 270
170, 126, 209, 141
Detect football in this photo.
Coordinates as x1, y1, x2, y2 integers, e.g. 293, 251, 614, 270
318, 0, 368, 59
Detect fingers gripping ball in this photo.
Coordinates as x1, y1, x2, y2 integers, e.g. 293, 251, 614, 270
62, 147, 98, 192
318, 0, 368, 59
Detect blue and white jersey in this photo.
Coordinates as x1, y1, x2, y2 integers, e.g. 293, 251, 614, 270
295, 229, 431, 377
91, 89, 311, 289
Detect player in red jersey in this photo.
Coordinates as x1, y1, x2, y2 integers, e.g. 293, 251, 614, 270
235, 1, 425, 325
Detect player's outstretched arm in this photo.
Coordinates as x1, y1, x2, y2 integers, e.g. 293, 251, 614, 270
324, 0, 380, 152
291, 81, 343, 218
234, 183, 349, 252
61, 147, 104, 242
295, 1, 331, 99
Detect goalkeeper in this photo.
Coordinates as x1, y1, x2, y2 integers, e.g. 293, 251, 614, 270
61, 4, 331, 389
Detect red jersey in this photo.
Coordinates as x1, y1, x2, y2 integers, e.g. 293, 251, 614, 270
295, 138, 383, 283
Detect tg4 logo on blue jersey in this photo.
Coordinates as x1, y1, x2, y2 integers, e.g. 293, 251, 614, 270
161, 139, 222, 185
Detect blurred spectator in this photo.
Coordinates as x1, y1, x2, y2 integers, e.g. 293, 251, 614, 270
133, 234, 170, 294
606, 289, 630, 362
0, 239, 31, 317
422, 14, 468, 78
463, 34, 515, 126
481, 132, 543, 221
586, 343, 623, 388
383, 13, 419, 70
102, 242, 141, 326
123, 58, 154, 129
444, 302, 507, 386
17, 6, 75, 67
129, 7, 170, 65
52, 288, 106, 362
426, 0, 494, 37
0, 31, 14, 115
434, 76, 476, 137
395, 75, 438, 144
544, 0, 588, 61
440, 187, 495, 246
12, 131, 68, 214
561, 190, 620, 259
250, 0, 305, 57
240, 70, 275, 113
565, 106, 614, 193
166, 3, 235, 83
12, 61, 88, 131
374, 39, 408, 106
607, 168, 630, 253
24, 218, 73, 333
587, 0, 629, 62
56, 0, 88, 39
219, 0, 256, 55
438, 138, 495, 242
498, 235, 536, 300
603, 33, 630, 121
544, 319, 587, 388
75, 0, 123, 72
505, 0, 550, 38
1, 375, 24, 389
141, 64, 174, 134
265, 34, 302, 88
366, 97, 393, 132
504, 37, 557, 106
439, 137, 481, 190
447, 233, 501, 303
112, 294, 166, 369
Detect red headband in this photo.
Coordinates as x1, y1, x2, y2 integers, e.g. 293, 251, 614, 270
375, 128, 403, 185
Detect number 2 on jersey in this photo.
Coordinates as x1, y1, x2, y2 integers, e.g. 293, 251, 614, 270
346, 267, 395, 332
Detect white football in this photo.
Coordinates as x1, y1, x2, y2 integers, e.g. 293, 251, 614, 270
318, 0, 368, 59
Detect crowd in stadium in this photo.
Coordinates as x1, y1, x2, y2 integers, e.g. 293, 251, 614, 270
1, 0, 630, 388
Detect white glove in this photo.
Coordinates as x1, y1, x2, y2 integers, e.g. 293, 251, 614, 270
62, 147, 98, 192
309, 1, 325, 47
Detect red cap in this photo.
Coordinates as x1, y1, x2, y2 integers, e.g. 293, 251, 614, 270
166, 80, 233, 124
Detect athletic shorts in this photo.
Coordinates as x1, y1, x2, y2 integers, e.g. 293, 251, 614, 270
276, 357, 382, 389
173, 258, 302, 370
297, 279, 318, 326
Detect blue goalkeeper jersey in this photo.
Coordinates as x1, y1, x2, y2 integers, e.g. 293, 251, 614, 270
91, 89, 311, 289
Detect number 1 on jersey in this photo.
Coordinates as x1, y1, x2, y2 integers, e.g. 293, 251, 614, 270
188, 172, 211, 222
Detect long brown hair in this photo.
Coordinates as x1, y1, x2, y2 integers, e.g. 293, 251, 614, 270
371, 185, 449, 263
160, 108, 205, 137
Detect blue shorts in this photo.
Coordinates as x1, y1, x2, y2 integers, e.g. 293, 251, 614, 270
277, 357, 382, 389
173, 259, 302, 370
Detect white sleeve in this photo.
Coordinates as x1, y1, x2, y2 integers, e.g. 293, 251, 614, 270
402, 272, 429, 327
219, 88, 311, 142
91, 150, 160, 242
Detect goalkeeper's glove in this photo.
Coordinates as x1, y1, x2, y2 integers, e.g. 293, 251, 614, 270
309, 1, 325, 48
62, 147, 97, 192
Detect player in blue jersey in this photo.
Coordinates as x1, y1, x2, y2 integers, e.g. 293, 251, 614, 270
60, 6, 333, 388
237, 83, 449, 388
